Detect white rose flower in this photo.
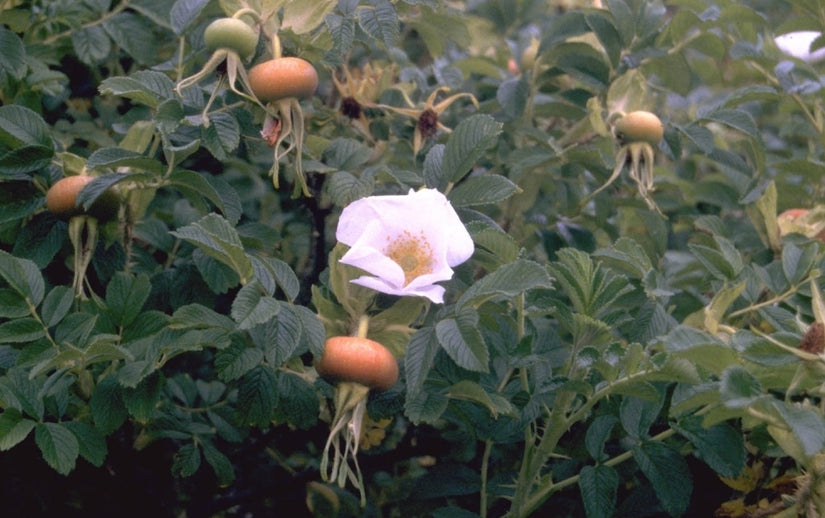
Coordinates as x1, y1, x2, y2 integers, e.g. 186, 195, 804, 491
775, 31, 825, 63
336, 188, 474, 303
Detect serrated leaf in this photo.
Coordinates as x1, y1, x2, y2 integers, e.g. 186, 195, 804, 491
201, 439, 235, 486
106, 272, 151, 328
168, 169, 228, 217
620, 392, 664, 440
442, 114, 502, 184
496, 76, 529, 119
632, 441, 692, 517
63, 421, 107, 467
231, 281, 280, 329
720, 366, 763, 408
215, 336, 264, 382
328, 170, 375, 207
0, 145, 54, 175
448, 174, 520, 207
324, 13, 355, 63
404, 327, 439, 397
201, 111, 240, 159
458, 259, 552, 309
71, 26, 111, 65
0, 28, 26, 81
102, 12, 159, 65
35, 422, 79, 476
170, 0, 210, 35
423, 143, 445, 188
579, 464, 619, 518
0, 318, 45, 344
436, 308, 489, 373
172, 442, 201, 478
86, 148, 164, 173
89, 375, 127, 435
701, 108, 759, 140
277, 372, 318, 429
122, 371, 163, 419
675, 416, 745, 479
99, 70, 174, 108
357, 1, 399, 48
0, 408, 35, 450
447, 380, 514, 418
40, 286, 75, 328
237, 365, 278, 428
171, 213, 254, 284
0, 104, 51, 148
781, 241, 816, 284
170, 303, 236, 330
585, 415, 619, 462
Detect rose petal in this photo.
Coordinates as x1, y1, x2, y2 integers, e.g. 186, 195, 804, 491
335, 188, 473, 303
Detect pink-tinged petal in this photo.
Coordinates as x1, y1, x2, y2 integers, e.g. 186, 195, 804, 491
334, 188, 474, 303
351, 275, 446, 303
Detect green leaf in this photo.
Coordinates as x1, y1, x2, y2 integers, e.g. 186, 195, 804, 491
86, 148, 163, 174
0, 104, 52, 148
448, 174, 520, 207
496, 76, 529, 119
688, 243, 738, 281
0, 145, 54, 175
231, 281, 280, 329
585, 415, 619, 462
168, 169, 229, 219
237, 365, 278, 428
200, 442, 235, 489
122, 371, 164, 420
35, 422, 79, 476
700, 108, 759, 140
170, 0, 210, 35
404, 327, 439, 397
357, 1, 399, 48
436, 308, 489, 373
772, 401, 825, 459
720, 366, 763, 408
442, 114, 503, 184
40, 286, 75, 328
327, 170, 375, 207
781, 241, 817, 284
0, 408, 35, 450
71, 26, 111, 65
172, 442, 201, 478
63, 421, 107, 468
579, 464, 619, 518
101, 12, 159, 65
405, 389, 449, 425
170, 303, 236, 331
215, 336, 264, 382
675, 416, 745, 479
447, 380, 515, 418
458, 259, 552, 309
282, 0, 337, 35
201, 111, 240, 159
0, 318, 44, 344
0, 27, 26, 81
663, 327, 738, 377
632, 441, 692, 517
276, 372, 318, 429
99, 70, 174, 108
620, 392, 664, 441
171, 213, 254, 284
89, 375, 127, 435
106, 272, 151, 328
704, 282, 746, 337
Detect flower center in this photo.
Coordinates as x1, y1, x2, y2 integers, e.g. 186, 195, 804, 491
385, 230, 434, 286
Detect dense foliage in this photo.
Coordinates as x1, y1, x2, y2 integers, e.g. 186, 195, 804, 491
2, 0, 825, 516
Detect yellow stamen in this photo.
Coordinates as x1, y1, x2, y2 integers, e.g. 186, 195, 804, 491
385, 230, 434, 286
